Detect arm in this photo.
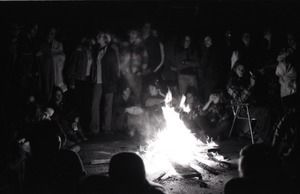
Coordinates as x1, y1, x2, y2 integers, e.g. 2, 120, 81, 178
202, 94, 214, 111
142, 49, 149, 73
145, 97, 165, 107
66, 51, 79, 88
110, 48, 120, 82
178, 49, 200, 71
227, 77, 254, 103
185, 49, 200, 68
153, 42, 165, 73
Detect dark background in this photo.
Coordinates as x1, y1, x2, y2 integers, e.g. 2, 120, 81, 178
1, 0, 299, 56
1, 1, 299, 34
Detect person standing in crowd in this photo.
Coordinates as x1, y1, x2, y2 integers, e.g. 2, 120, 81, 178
220, 29, 235, 89
173, 34, 199, 96
275, 47, 297, 111
16, 23, 40, 102
36, 26, 56, 104
198, 34, 222, 104
89, 30, 119, 135
142, 22, 165, 83
47, 27, 68, 92
231, 31, 257, 71
99, 31, 119, 134
119, 28, 148, 103
67, 36, 94, 133
89, 32, 105, 135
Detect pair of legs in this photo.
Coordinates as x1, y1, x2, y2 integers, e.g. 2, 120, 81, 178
178, 74, 198, 95
196, 116, 231, 140
90, 83, 114, 134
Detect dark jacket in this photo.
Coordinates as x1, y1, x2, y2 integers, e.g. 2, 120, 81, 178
91, 45, 119, 93
67, 46, 89, 86
102, 46, 119, 93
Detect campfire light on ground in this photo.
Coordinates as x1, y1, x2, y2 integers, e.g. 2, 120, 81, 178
139, 90, 226, 181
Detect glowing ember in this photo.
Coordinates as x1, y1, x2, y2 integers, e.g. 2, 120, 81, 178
139, 90, 225, 180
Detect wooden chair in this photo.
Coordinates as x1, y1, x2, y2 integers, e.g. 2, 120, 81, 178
229, 101, 256, 144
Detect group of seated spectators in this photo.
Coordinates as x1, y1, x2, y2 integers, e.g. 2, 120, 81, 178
1, 118, 168, 194
1, 118, 298, 193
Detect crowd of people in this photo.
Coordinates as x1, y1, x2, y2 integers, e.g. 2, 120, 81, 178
1, 11, 299, 193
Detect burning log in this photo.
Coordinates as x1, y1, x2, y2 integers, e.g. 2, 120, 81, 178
196, 161, 221, 175
90, 159, 110, 165
172, 162, 202, 180
207, 152, 232, 170
199, 180, 209, 188
151, 171, 167, 182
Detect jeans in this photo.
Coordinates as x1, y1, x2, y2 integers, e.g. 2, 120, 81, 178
90, 83, 102, 134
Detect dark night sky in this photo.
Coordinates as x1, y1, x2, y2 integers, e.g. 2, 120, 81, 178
1, 1, 299, 49
2, 1, 299, 29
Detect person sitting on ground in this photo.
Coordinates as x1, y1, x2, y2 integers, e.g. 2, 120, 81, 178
24, 120, 64, 193
179, 86, 205, 140
112, 80, 142, 136
109, 152, 167, 194
49, 86, 87, 143
24, 119, 86, 193
143, 78, 166, 137
197, 90, 231, 141
224, 143, 296, 194
52, 148, 87, 194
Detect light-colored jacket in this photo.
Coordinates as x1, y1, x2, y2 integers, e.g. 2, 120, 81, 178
275, 60, 297, 97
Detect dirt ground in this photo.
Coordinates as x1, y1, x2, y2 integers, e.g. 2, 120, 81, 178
78, 133, 251, 194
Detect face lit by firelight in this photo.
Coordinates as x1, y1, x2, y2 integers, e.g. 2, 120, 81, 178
186, 93, 194, 105
149, 85, 159, 96
235, 64, 245, 78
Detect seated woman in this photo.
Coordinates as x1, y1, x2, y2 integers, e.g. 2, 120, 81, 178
112, 80, 142, 136
226, 60, 272, 143
179, 87, 204, 137
197, 90, 231, 141
180, 87, 231, 141
48, 86, 87, 143
142, 79, 166, 138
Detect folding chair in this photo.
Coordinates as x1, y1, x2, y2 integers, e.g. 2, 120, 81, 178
229, 101, 256, 144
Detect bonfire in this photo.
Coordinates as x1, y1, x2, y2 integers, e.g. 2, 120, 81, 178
138, 90, 228, 181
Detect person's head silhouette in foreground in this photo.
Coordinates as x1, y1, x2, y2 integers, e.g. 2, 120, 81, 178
109, 152, 167, 194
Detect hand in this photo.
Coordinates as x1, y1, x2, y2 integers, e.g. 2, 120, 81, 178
153, 66, 159, 73
69, 85, 75, 90
36, 51, 43, 57
142, 63, 148, 70
75, 117, 79, 123
209, 94, 217, 102
124, 108, 129, 113
250, 77, 256, 86
158, 89, 165, 97
72, 122, 78, 131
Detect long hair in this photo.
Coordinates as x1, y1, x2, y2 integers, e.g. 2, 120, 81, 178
229, 60, 251, 87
